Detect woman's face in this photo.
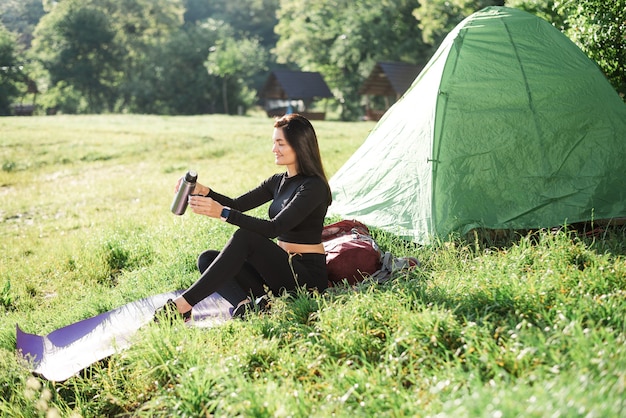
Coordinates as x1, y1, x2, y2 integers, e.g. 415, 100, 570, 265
272, 127, 297, 171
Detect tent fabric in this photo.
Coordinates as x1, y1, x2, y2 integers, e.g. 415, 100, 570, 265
329, 6, 626, 244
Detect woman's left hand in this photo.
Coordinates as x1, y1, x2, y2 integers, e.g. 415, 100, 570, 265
188, 195, 223, 219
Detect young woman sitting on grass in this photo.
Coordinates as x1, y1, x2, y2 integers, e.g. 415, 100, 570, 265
155, 113, 332, 322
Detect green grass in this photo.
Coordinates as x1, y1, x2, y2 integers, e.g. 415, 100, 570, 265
1, 114, 625, 417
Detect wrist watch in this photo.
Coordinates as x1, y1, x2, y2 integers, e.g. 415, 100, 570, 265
220, 207, 231, 222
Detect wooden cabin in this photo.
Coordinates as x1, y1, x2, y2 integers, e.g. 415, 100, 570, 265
359, 62, 423, 121
259, 70, 334, 120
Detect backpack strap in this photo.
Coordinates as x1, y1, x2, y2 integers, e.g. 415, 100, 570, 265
368, 252, 419, 284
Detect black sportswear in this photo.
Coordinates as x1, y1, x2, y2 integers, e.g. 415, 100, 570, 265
207, 172, 329, 244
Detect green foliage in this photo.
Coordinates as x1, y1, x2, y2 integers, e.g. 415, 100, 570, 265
505, 0, 565, 27
184, 0, 280, 47
31, 0, 192, 114
31, 0, 121, 113
24, 0, 281, 115
557, 0, 626, 98
0, 280, 15, 311
2, 160, 17, 173
36, 80, 88, 114
275, 0, 430, 120
98, 234, 154, 285
124, 19, 226, 114
414, 0, 505, 46
206, 36, 269, 114
0, 25, 21, 115
55, 228, 624, 416
0, 0, 45, 48
5, 0, 626, 117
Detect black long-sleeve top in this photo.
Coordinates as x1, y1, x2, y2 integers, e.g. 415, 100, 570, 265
207, 172, 330, 244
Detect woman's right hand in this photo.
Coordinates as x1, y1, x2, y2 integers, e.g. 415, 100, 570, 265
188, 195, 223, 219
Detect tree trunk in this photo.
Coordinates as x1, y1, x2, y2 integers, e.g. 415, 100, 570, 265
222, 77, 229, 114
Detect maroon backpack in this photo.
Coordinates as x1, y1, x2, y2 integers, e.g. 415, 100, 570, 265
322, 220, 382, 285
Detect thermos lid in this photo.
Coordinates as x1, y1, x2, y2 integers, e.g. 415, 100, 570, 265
185, 170, 198, 182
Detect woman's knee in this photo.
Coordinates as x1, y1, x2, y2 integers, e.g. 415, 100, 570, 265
197, 250, 219, 272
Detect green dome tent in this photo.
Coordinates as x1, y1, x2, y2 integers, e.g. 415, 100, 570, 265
329, 6, 626, 244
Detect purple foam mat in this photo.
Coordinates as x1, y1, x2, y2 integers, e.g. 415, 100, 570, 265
16, 291, 233, 381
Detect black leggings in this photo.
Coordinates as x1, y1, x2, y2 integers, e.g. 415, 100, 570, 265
182, 228, 328, 307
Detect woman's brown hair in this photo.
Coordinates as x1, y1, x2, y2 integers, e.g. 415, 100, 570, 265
274, 113, 332, 205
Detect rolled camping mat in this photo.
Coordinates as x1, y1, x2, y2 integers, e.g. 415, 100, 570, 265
16, 291, 233, 381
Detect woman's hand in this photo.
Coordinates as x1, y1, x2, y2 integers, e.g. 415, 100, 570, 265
188, 195, 223, 219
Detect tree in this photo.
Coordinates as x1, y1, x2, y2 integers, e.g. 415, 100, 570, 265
413, 0, 505, 46
184, 0, 278, 98
32, 0, 120, 113
505, 0, 565, 27
275, 0, 429, 120
30, 0, 189, 113
183, 0, 279, 48
556, 0, 626, 99
128, 20, 227, 114
0, 0, 45, 49
0, 24, 22, 115
100, 0, 185, 111
205, 36, 268, 114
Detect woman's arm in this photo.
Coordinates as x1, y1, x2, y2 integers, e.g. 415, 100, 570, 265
226, 177, 327, 239
187, 174, 280, 219
206, 174, 278, 212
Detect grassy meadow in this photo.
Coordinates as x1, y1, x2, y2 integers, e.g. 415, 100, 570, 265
1, 114, 625, 417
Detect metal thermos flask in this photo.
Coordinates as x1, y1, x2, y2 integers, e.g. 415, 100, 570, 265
170, 170, 197, 215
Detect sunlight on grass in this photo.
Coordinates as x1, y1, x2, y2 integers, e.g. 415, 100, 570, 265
1, 115, 625, 417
